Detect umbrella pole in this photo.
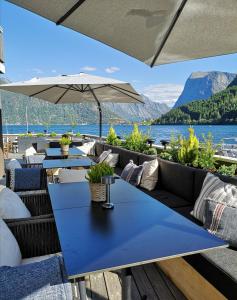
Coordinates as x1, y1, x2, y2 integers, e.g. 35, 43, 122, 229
88, 86, 102, 139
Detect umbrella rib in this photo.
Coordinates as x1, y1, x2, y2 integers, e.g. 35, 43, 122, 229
55, 85, 72, 104
150, 0, 188, 67
29, 85, 57, 97
56, 0, 87, 25
109, 84, 141, 96
109, 86, 144, 103
84, 84, 108, 92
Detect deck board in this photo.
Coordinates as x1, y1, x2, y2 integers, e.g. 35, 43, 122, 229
79, 263, 186, 300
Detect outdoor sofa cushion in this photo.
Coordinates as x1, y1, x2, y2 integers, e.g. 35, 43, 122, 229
0, 186, 31, 220
0, 256, 72, 300
58, 169, 87, 183
192, 172, 237, 223
25, 154, 45, 164
204, 200, 237, 248
6, 158, 22, 170
0, 218, 22, 267
158, 158, 195, 203
104, 153, 119, 167
13, 168, 42, 191
140, 159, 158, 191
121, 161, 144, 186
76, 140, 95, 155
97, 149, 112, 163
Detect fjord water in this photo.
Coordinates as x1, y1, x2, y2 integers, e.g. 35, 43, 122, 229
3, 124, 237, 145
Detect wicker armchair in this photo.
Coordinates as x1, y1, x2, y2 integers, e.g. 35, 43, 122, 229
6, 217, 60, 258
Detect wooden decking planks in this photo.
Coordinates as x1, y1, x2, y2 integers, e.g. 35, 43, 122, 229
79, 263, 186, 300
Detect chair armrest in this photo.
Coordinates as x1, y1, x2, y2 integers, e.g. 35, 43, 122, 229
6, 217, 61, 258
19, 192, 52, 216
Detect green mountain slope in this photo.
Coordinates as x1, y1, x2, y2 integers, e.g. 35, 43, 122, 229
153, 85, 237, 125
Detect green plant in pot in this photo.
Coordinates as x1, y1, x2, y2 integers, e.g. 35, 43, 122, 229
59, 137, 72, 153
86, 162, 114, 202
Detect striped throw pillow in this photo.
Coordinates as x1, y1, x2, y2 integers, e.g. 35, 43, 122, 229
204, 200, 237, 248
191, 172, 237, 223
121, 160, 144, 186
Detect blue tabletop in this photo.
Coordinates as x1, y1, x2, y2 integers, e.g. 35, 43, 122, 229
46, 147, 85, 157
43, 158, 95, 169
50, 182, 228, 279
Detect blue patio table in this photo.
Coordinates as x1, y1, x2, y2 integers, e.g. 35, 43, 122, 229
46, 147, 85, 158
42, 157, 95, 169
48, 181, 228, 300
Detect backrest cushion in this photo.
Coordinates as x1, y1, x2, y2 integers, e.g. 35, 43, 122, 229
25, 146, 37, 157
0, 218, 22, 267
58, 169, 87, 183
192, 172, 237, 223
118, 148, 139, 169
104, 153, 119, 167
0, 186, 31, 219
158, 158, 194, 202
204, 200, 237, 248
94, 142, 104, 156
76, 141, 95, 156
6, 159, 21, 171
121, 161, 144, 186
140, 159, 159, 191
97, 150, 112, 163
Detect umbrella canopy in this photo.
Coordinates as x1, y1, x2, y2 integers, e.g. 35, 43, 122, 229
7, 0, 237, 67
0, 73, 143, 137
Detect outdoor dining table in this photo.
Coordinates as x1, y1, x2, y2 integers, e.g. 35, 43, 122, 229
42, 157, 95, 169
48, 179, 228, 300
45, 147, 85, 158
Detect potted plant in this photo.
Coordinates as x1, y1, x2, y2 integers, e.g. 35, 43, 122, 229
86, 162, 114, 202
59, 136, 72, 153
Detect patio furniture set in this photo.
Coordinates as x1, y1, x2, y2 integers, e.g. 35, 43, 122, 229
1, 138, 236, 299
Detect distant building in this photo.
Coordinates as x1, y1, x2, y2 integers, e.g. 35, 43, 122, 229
0, 26, 5, 74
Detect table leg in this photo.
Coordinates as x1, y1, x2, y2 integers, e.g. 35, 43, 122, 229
76, 277, 87, 300
122, 268, 132, 300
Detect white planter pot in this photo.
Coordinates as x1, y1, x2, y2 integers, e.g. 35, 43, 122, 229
61, 144, 69, 153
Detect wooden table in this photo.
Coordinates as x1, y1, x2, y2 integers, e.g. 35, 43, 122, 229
48, 181, 228, 300
43, 157, 95, 169
46, 147, 85, 158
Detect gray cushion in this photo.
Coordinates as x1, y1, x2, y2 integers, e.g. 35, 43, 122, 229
158, 158, 195, 202
121, 161, 144, 186
204, 200, 237, 248
0, 256, 72, 299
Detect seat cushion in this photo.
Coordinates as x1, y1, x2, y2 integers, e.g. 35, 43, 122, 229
141, 188, 190, 208
22, 253, 61, 265
0, 218, 22, 267
185, 248, 237, 300
158, 158, 195, 202
0, 256, 72, 300
58, 169, 87, 183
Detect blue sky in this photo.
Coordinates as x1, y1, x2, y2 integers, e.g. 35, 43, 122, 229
1, 1, 237, 106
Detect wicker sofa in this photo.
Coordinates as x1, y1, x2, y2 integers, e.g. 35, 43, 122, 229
94, 141, 237, 299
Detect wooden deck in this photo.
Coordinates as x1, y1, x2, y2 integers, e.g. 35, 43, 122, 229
73, 263, 186, 300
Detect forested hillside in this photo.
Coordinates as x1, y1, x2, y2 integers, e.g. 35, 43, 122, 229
153, 86, 237, 125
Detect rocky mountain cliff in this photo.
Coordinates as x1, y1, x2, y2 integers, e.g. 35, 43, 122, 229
173, 71, 236, 108
0, 77, 169, 124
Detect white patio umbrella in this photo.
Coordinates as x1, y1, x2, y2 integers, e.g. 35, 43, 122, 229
6, 0, 237, 67
0, 73, 143, 137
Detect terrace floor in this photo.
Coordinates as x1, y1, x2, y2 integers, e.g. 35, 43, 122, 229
80, 263, 186, 300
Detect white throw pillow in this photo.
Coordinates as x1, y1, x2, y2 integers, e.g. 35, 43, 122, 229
191, 172, 237, 223
58, 169, 88, 183
76, 141, 95, 156
0, 218, 22, 267
0, 186, 31, 219
140, 159, 159, 191
104, 153, 119, 167
25, 146, 37, 157
6, 159, 22, 170
97, 150, 112, 163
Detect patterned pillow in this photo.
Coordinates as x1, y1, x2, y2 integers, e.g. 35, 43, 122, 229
191, 173, 237, 223
97, 149, 112, 163
204, 200, 237, 248
121, 160, 144, 186
104, 153, 119, 167
140, 159, 159, 191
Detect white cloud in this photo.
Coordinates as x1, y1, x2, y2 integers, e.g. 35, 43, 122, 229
142, 83, 184, 107
81, 66, 97, 72
32, 68, 43, 74
105, 66, 120, 74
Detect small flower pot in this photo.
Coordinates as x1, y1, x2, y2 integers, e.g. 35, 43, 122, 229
89, 182, 106, 202
60, 144, 69, 153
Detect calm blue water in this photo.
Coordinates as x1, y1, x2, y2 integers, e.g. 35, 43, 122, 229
3, 124, 237, 145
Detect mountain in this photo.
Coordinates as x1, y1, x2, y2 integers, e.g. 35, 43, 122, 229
228, 75, 237, 88
0, 78, 168, 124
153, 85, 237, 125
104, 95, 169, 122
173, 71, 236, 108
